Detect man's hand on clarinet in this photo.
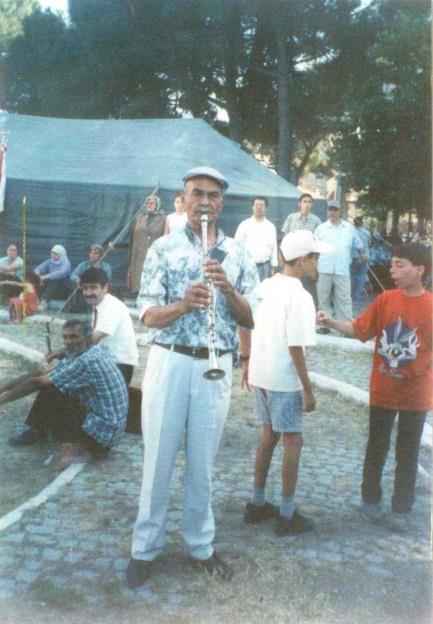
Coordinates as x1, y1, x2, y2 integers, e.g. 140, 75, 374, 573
183, 282, 211, 312
204, 259, 234, 295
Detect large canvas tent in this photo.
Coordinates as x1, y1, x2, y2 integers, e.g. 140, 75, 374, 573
0, 113, 319, 283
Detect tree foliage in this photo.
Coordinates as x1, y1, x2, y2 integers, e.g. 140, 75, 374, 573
1, 0, 430, 221
331, 0, 431, 221
0, 0, 37, 53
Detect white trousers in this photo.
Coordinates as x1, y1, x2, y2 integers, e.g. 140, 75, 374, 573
317, 273, 353, 321
131, 345, 232, 561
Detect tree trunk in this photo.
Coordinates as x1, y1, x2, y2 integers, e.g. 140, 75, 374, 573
273, 4, 292, 181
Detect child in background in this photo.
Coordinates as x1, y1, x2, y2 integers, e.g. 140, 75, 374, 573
5, 272, 41, 323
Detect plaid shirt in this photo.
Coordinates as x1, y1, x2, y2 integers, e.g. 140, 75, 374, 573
48, 346, 128, 447
281, 212, 321, 235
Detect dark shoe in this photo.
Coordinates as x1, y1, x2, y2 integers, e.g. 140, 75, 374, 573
126, 557, 153, 588
9, 427, 44, 446
316, 327, 331, 335
244, 501, 279, 524
190, 552, 233, 581
275, 510, 315, 536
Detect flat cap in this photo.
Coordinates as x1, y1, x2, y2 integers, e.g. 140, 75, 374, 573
182, 166, 229, 191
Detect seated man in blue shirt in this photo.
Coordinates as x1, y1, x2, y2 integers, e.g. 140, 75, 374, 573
0, 319, 128, 466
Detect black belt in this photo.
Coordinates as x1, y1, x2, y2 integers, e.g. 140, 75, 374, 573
155, 342, 232, 360
256, 261, 270, 267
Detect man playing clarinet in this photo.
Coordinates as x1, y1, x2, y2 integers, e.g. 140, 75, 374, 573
127, 167, 259, 587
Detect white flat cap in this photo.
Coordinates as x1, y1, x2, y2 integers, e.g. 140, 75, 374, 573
182, 166, 229, 191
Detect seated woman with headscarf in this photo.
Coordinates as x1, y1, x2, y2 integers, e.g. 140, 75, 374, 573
128, 195, 165, 294
34, 244, 71, 304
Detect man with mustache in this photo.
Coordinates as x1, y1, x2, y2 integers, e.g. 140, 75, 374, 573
80, 267, 139, 385
2, 319, 128, 462
126, 166, 259, 587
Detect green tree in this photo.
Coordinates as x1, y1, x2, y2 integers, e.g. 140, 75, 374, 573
332, 0, 431, 223
0, 0, 37, 53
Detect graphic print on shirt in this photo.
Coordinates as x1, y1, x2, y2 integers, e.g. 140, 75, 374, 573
378, 316, 419, 369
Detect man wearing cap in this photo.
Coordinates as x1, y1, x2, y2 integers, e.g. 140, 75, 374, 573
234, 196, 278, 281
127, 166, 259, 588
315, 201, 364, 332
239, 231, 330, 535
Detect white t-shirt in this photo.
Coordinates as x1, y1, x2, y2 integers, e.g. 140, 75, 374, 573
166, 211, 187, 233
248, 274, 316, 392
93, 293, 139, 366
234, 217, 278, 266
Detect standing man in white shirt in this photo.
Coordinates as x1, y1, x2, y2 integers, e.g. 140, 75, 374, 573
235, 196, 278, 281
80, 267, 139, 383
315, 201, 364, 332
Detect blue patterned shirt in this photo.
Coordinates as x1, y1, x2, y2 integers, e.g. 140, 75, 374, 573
137, 225, 260, 350
48, 346, 128, 447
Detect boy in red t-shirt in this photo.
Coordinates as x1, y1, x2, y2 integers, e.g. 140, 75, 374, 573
317, 243, 432, 532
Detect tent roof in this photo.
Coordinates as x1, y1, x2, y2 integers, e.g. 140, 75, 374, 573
0, 113, 300, 198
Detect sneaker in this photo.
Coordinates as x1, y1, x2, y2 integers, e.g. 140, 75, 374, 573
126, 557, 153, 588
275, 509, 315, 536
9, 427, 44, 446
244, 501, 279, 524
190, 552, 233, 581
360, 501, 383, 525
388, 511, 410, 533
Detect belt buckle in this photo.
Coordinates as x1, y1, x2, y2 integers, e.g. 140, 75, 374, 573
191, 347, 200, 360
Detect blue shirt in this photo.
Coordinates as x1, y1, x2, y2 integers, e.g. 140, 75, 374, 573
137, 225, 260, 350
352, 227, 371, 261
0, 255, 23, 280
48, 346, 128, 447
316, 220, 363, 277
71, 259, 112, 282
34, 258, 71, 280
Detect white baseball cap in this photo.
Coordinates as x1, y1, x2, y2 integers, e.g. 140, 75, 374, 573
280, 230, 332, 261
182, 166, 229, 191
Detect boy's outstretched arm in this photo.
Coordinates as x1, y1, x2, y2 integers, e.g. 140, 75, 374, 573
316, 311, 356, 337
289, 346, 315, 412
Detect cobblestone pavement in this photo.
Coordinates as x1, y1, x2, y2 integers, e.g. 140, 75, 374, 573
0, 314, 431, 624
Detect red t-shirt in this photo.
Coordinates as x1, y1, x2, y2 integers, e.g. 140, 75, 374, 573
352, 289, 433, 412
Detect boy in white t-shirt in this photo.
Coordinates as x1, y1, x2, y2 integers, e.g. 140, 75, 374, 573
239, 230, 330, 535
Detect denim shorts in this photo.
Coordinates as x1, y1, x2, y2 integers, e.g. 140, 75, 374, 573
254, 387, 303, 433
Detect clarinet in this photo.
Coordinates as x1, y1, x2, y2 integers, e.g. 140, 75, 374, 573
199, 208, 225, 381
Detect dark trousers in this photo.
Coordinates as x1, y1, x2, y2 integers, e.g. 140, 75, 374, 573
25, 385, 107, 455
361, 406, 426, 513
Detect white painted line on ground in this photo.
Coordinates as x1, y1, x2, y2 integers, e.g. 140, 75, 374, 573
310, 371, 370, 405
316, 333, 375, 353
0, 462, 86, 533
421, 421, 432, 449
0, 337, 44, 364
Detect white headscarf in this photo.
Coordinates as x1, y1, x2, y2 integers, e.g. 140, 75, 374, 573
51, 244, 67, 265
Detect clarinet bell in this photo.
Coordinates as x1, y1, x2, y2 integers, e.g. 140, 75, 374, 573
203, 351, 225, 380
203, 367, 225, 381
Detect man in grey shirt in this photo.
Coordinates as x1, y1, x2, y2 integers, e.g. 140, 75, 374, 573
281, 193, 321, 306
